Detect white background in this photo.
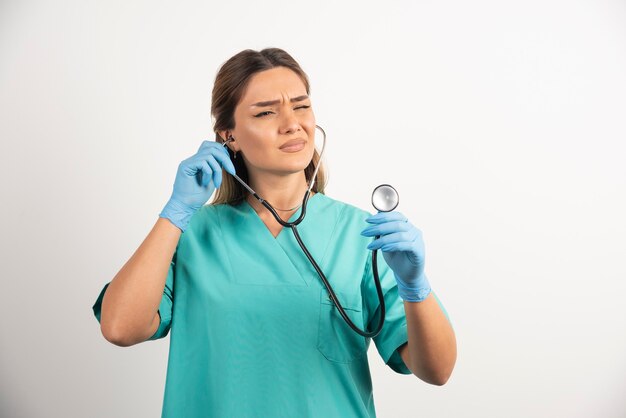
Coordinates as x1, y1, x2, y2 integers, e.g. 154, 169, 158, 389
1, 0, 625, 417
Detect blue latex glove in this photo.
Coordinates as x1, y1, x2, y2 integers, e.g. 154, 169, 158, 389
360, 211, 432, 302
159, 140, 236, 232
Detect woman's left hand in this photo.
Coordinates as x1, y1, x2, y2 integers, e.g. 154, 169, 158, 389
361, 211, 432, 302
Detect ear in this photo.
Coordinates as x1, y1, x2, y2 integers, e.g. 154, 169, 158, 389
218, 129, 238, 153
217, 130, 229, 143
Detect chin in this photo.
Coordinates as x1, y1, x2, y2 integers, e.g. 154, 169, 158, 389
282, 163, 310, 174
281, 150, 314, 166
278, 156, 309, 171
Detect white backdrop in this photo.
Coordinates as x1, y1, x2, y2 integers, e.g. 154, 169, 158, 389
1, 0, 625, 417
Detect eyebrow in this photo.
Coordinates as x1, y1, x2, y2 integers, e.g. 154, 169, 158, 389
250, 95, 310, 107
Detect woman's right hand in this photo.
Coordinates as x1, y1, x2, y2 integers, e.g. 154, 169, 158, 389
159, 140, 236, 232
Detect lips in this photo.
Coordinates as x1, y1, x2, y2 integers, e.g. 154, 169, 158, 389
279, 139, 306, 149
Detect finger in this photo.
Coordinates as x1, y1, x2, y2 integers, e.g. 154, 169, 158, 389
197, 139, 215, 153
181, 157, 206, 179
380, 241, 416, 253
201, 160, 212, 188
208, 146, 236, 176
365, 211, 408, 224
366, 230, 419, 250
206, 155, 222, 188
197, 142, 235, 170
361, 220, 412, 237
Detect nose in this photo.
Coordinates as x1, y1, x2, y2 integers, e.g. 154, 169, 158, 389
279, 107, 302, 135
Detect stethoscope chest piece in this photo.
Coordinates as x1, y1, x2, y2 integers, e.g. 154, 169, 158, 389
221, 125, 393, 339
372, 184, 399, 212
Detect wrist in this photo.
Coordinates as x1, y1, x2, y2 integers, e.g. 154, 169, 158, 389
159, 198, 195, 233
394, 272, 432, 302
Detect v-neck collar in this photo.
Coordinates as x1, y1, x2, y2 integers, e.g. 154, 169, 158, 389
241, 192, 321, 240
216, 192, 333, 287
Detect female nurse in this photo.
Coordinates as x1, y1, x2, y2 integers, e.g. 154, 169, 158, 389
92, 47, 457, 418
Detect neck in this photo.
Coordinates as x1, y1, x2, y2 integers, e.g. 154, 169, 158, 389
245, 170, 314, 217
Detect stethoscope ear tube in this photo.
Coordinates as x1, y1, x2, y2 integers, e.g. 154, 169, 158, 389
222, 124, 327, 203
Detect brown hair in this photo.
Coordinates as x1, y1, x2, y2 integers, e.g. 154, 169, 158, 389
209, 47, 327, 207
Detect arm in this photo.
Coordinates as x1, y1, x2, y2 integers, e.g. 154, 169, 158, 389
398, 293, 457, 385
361, 211, 456, 384
99, 217, 180, 347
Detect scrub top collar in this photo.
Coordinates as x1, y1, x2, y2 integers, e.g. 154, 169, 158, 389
224, 192, 329, 287
239, 191, 324, 240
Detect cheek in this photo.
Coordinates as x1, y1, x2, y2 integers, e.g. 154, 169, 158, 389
248, 140, 272, 159
306, 123, 318, 146
242, 123, 267, 139
304, 113, 316, 127
240, 125, 272, 151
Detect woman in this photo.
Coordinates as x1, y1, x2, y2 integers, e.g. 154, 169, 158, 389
92, 47, 456, 417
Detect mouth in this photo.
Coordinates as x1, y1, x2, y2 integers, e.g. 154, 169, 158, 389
279, 139, 306, 152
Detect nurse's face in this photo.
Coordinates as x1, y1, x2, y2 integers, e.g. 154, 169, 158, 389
222, 66, 316, 178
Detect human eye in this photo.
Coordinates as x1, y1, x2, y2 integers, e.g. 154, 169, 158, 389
254, 105, 310, 118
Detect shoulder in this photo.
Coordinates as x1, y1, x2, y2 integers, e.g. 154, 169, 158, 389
315, 193, 373, 227
319, 193, 370, 214
193, 203, 220, 223
178, 203, 224, 238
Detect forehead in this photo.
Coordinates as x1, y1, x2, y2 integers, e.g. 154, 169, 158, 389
240, 67, 307, 103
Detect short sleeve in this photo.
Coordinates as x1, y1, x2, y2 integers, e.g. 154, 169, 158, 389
361, 250, 452, 375
91, 250, 176, 342
361, 250, 412, 374
146, 259, 175, 340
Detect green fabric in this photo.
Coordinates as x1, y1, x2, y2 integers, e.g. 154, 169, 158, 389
92, 193, 451, 417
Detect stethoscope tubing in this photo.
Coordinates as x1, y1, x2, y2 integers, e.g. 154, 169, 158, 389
222, 125, 386, 338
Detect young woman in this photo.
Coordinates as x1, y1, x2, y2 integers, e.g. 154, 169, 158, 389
92, 47, 456, 417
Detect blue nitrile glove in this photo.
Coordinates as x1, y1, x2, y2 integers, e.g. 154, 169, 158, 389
159, 140, 236, 233
360, 211, 432, 302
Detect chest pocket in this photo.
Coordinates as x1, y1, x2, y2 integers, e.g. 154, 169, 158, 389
317, 288, 368, 363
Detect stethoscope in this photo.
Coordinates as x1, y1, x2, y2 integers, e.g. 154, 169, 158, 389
222, 125, 400, 339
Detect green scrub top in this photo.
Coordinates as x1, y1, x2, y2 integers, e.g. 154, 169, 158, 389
92, 192, 451, 418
